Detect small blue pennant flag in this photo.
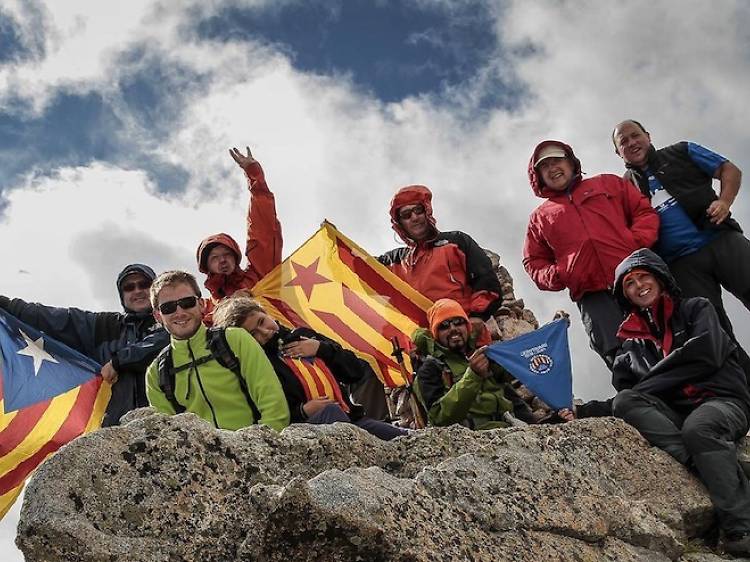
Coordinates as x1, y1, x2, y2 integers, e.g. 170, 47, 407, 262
484, 319, 573, 410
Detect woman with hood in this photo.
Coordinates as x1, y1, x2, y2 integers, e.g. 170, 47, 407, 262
212, 296, 408, 440
610, 247, 750, 556
523, 140, 659, 368
196, 147, 283, 322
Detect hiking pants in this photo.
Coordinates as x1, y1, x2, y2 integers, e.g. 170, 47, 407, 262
613, 389, 750, 535
576, 291, 624, 370
670, 231, 750, 380
308, 403, 408, 441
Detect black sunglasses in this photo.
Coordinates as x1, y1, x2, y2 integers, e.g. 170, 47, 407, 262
122, 280, 152, 292
437, 317, 467, 330
398, 204, 426, 220
158, 296, 199, 315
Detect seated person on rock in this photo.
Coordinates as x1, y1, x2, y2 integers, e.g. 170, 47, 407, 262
212, 296, 408, 440
413, 298, 540, 429
196, 147, 283, 322
145, 270, 289, 431
609, 248, 750, 557
0, 263, 169, 426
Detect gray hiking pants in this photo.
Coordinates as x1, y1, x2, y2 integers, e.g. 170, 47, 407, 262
613, 389, 750, 535
576, 290, 624, 370
670, 231, 750, 379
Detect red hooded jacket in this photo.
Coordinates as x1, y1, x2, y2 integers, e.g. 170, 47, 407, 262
197, 160, 283, 317
378, 185, 501, 319
523, 140, 659, 302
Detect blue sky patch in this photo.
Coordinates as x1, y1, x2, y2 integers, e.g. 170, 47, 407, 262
195, 0, 516, 105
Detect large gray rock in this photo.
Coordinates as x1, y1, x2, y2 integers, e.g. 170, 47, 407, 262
17, 411, 729, 561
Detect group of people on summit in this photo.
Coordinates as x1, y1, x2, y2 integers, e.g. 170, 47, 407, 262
3, 118, 750, 554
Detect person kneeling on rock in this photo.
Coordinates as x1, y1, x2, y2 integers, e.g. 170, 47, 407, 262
610, 248, 750, 556
212, 295, 408, 441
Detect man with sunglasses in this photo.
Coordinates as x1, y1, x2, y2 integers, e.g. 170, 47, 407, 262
367, 185, 503, 421
412, 298, 527, 429
145, 270, 289, 431
0, 263, 169, 426
378, 185, 501, 325
378, 186, 502, 329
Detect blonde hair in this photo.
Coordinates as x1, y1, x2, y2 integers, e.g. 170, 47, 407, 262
212, 295, 265, 328
149, 270, 201, 309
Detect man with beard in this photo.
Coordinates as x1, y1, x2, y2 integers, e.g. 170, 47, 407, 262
412, 298, 527, 429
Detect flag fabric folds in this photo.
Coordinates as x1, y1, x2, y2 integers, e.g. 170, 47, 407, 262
251, 221, 433, 388
484, 319, 573, 410
0, 310, 110, 519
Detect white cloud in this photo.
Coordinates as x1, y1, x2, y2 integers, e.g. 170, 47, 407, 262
3, 1, 750, 556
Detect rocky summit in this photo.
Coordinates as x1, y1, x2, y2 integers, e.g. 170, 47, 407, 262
15, 410, 747, 561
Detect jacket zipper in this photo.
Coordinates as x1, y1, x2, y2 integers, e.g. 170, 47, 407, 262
187, 340, 220, 428
567, 188, 612, 291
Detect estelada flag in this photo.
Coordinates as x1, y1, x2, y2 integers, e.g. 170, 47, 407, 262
484, 319, 573, 410
251, 221, 433, 388
0, 310, 110, 519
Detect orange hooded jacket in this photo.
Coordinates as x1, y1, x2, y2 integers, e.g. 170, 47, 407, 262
197, 160, 283, 320
378, 185, 501, 320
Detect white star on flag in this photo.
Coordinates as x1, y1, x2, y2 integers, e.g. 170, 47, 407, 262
17, 329, 59, 376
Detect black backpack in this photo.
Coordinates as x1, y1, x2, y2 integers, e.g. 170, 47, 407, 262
156, 327, 261, 422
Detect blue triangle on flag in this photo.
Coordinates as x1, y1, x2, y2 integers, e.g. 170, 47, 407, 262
0, 310, 101, 413
485, 319, 573, 410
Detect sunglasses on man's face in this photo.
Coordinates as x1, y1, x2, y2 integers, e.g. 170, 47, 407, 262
437, 317, 467, 330
158, 296, 199, 315
122, 280, 152, 292
397, 205, 426, 221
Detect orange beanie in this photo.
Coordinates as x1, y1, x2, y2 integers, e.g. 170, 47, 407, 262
427, 298, 469, 337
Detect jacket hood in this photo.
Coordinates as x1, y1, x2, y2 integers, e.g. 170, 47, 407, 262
528, 140, 582, 198
196, 233, 243, 274
389, 185, 438, 244
116, 263, 156, 310
613, 248, 681, 310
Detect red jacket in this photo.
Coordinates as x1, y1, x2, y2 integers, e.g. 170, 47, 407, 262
197, 160, 283, 317
523, 141, 659, 302
378, 185, 501, 319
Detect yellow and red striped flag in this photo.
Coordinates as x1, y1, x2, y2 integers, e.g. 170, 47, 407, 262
252, 221, 433, 388
0, 311, 110, 519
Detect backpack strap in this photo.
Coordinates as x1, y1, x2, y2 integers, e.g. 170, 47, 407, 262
156, 346, 185, 414
205, 327, 262, 423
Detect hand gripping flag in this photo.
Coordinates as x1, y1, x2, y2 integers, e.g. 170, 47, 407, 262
484, 319, 573, 410
251, 221, 433, 388
0, 310, 110, 519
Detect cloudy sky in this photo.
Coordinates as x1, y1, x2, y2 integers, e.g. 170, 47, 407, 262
2, 0, 750, 556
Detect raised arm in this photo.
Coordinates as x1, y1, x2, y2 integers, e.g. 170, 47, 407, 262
0, 295, 98, 358
229, 147, 283, 284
